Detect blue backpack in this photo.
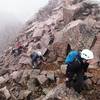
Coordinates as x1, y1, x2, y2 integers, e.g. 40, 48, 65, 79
65, 51, 81, 64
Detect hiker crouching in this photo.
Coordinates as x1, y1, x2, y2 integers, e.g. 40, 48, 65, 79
11, 41, 23, 57
30, 51, 43, 69
65, 49, 94, 93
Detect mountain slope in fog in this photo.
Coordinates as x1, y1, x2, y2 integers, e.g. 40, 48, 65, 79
0, 12, 23, 55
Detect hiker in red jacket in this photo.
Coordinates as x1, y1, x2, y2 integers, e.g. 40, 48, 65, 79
11, 42, 23, 57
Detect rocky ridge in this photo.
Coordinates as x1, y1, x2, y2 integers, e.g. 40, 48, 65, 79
0, 0, 100, 100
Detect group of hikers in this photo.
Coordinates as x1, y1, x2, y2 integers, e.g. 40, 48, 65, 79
11, 41, 94, 93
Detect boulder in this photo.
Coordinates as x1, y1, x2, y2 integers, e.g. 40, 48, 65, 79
32, 28, 43, 38
97, 79, 100, 85
0, 91, 6, 100
92, 33, 100, 63
84, 16, 96, 29
47, 50, 57, 63
0, 68, 9, 76
30, 69, 40, 79
95, 21, 100, 29
37, 75, 48, 85
43, 83, 85, 100
0, 76, 6, 85
43, 88, 50, 95
10, 70, 23, 81
63, 3, 83, 24
18, 90, 31, 100
19, 55, 32, 66
0, 86, 11, 100
40, 34, 50, 48
63, 20, 95, 50
47, 71, 55, 81
3, 74, 10, 82
53, 42, 70, 59
40, 71, 48, 75
22, 69, 32, 79
54, 32, 64, 43
27, 78, 40, 91
60, 64, 67, 75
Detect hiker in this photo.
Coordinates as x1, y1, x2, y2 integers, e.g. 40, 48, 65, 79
30, 51, 43, 69
65, 49, 94, 93
11, 41, 23, 57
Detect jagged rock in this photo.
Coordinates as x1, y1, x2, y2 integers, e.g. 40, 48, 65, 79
18, 90, 31, 100
0, 86, 11, 100
19, 55, 32, 66
43, 83, 85, 100
40, 70, 48, 75
3, 74, 10, 82
84, 16, 96, 29
0, 68, 9, 76
97, 79, 100, 85
47, 71, 55, 81
47, 46, 57, 63
53, 42, 70, 59
34, 95, 45, 100
37, 75, 48, 85
27, 78, 40, 91
92, 33, 100, 63
60, 64, 67, 75
43, 88, 51, 96
40, 34, 50, 48
63, 19, 95, 50
0, 76, 6, 85
54, 32, 64, 43
0, 91, 6, 100
56, 57, 64, 63
95, 21, 100, 29
30, 69, 40, 79
10, 70, 23, 81
63, 2, 83, 24
22, 69, 32, 79
32, 28, 43, 38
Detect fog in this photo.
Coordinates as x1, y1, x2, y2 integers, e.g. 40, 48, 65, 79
0, 0, 49, 55
0, 0, 49, 22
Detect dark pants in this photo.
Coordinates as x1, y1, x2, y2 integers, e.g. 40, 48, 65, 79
66, 63, 86, 93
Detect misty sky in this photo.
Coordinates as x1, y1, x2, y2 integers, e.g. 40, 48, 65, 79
0, 0, 49, 22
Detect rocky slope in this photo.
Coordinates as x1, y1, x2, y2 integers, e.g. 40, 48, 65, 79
0, 0, 100, 100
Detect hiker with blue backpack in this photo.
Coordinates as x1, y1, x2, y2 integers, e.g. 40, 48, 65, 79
65, 49, 94, 93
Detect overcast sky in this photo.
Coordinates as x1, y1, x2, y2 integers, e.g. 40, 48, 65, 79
0, 0, 49, 22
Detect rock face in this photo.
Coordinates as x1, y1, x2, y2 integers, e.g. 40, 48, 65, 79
0, 0, 100, 100
63, 19, 95, 50
92, 33, 100, 62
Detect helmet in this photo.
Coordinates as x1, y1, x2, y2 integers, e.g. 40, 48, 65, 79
37, 51, 42, 56
81, 49, 94, 60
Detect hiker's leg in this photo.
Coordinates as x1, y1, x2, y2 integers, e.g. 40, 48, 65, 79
66, 66, 74, 87
74, 73, 84, 93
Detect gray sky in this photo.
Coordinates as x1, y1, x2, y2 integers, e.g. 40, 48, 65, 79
0, 0, 49, 22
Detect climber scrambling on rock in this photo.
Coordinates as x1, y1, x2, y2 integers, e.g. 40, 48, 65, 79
30, 51, 44, 69
65, 49, 94, 93
11, 41, 23, 57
